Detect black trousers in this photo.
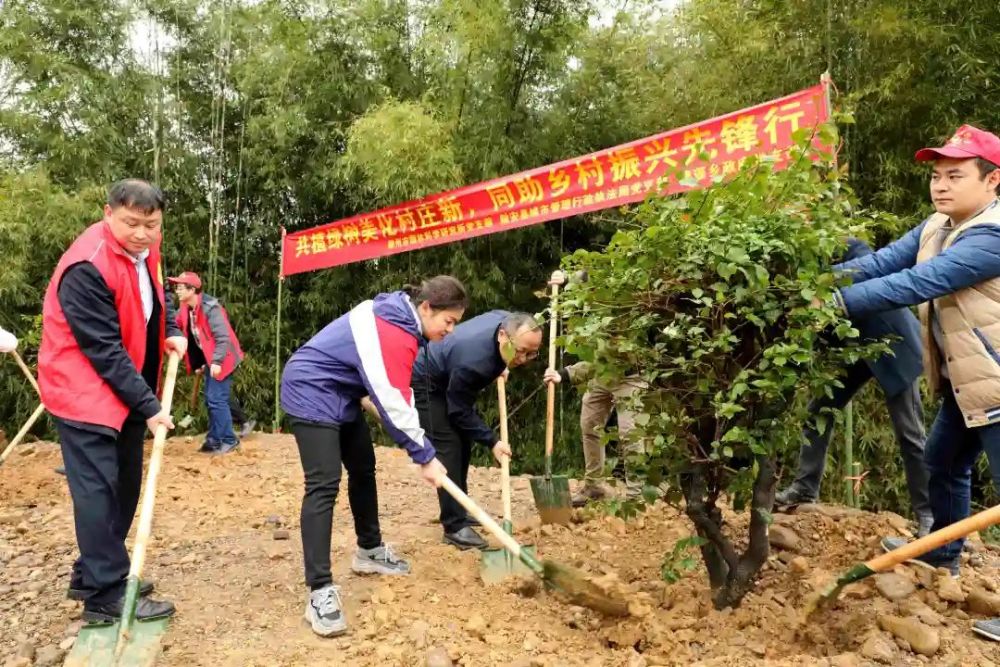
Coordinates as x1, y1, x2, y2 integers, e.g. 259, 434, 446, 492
229, 393, 247, 425
413, 386, 475, 534
57, 415, 146, 607
291, 416, 382, 589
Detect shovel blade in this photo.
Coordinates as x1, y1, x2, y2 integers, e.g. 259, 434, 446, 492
480, 545, 537, 585
66, 618, 169, 667
530, 475, 572, 525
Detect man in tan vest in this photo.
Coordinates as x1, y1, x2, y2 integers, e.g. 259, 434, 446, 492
829, 124, 1000, 642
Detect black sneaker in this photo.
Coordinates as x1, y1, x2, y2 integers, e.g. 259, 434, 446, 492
774, 486, 817, 509
82, 595, 175, 624
69, 579, 154, 601
443, 526, 488, 550
880, 536, 960, 577
198, 441, 220, 453
972, 618, 1000, 642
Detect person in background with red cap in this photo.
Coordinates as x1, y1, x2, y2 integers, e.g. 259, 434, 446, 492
823, 124, 1000, 642
39, 179, 186, 624
169, 271, 245, 454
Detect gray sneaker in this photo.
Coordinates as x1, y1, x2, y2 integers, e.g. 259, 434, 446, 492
351, 543, 411, 576
304, 585, 347, 637
881, 536, 960, 577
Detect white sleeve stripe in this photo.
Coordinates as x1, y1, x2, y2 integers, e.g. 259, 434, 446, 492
349, 301, 427, 448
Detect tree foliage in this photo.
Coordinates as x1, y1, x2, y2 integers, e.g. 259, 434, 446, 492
561, 131, 895, 607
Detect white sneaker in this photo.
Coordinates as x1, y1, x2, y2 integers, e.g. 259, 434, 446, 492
304, 584, 347, 637
351, 543, 411, 575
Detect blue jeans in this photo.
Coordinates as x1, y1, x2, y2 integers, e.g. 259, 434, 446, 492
205, 374, 238, 446
924, 384, 1000, 562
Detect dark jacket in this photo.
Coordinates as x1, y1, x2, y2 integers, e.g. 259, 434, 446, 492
412, 310, 509, 447
841, 239, 923, 397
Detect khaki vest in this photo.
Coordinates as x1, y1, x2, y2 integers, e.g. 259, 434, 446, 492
916, 204, 1000, 427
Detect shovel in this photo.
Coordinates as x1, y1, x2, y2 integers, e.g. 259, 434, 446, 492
480, 375, 536, 584
67, 353, 181, 667
803, 502, 1000, 620
438, 472, 628, 616
0, 403, 47, 467
530, 271, 572, 525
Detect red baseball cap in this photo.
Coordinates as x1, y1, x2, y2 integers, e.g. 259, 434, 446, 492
167, 271, 202, 289
915, 124, 1000, 166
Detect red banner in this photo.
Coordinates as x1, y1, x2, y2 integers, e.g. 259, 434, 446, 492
282, 81, 830, 276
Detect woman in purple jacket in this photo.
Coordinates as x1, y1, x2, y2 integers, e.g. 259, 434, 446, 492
280, 276, 466, 637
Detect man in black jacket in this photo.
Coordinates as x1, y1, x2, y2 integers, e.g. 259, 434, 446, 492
412, 311, 541, 549
776, 239, 932, 535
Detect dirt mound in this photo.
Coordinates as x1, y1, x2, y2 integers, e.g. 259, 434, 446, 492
2, 434, 999, 666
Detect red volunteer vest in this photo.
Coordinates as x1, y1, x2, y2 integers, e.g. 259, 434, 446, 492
176, 296, 244, 379
38, 221, 166, 430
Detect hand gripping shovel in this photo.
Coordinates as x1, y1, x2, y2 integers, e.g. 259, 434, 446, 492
480, 375, 536, 584
530, 271, 572, 525
803, 502, 1000, 620
438, 471, 628, 616
67, 353, 181, 667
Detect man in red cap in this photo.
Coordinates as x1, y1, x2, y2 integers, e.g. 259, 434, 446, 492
826, 125, 1000, 642
39, 179, 186, 623
168, 271, 246, 454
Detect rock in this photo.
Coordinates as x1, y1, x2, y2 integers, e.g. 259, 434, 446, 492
59, 636, 76, 651
860, 633, 896, 664
747, 641, 767, 657
179, 553, 197, 565
408, 620, 431, 648
768, 525, 801, 552
522, 632, 539, 652
425, 646, 453, 667
877, 615, 940, 657
33, 645, 65, 667
828, 653, 861, 667
19, 445, 36, 456
374, 585, 395, 604
897, 598, 942, 627
265, 515, 282, 527
936, 575, 965, 603
14, 642, 34, 662
5, 658, 31, 667
885, 513, 911, 533
272, 529, 290, 540
465, 613, 488, 639
789, 556, 809, 574
967, 588, 1000, 615
875, 573, 916, 601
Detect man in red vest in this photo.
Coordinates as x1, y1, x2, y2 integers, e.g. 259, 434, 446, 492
39, 180, 186, 624
168, 271, 245, 454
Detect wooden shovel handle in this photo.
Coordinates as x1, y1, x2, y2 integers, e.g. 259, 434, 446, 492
544, 277, 559, 462
0, 403, 46, 465
497, 375, 511, 524
11, 350, 42, 398
128, 353, 181, 578
439, 474, 523, 558
867, 503, 1000, 572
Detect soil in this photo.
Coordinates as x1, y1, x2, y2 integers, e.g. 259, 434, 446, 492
2, 433, 999, 666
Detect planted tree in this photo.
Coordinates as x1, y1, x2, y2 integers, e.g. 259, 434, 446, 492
560, 129, 894, 608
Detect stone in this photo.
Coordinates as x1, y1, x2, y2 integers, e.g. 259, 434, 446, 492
877, 615, 940, 657
875, 573, 916, 601
34, 646, 65, 667
465, 613, 488, 639
374, 585, 396, 604
828, 653, 861, 667
14, 642, 34, 662
272, 529, 290, 540
967, 588, 1000, 615
768, 525, 801, 552
936, 575, 965, 603
789, 556, 810, 574
425, 646, 453, 667
885, 513, 911, 533
408, 620, 431, 648
860, 633, 896, 664
59, 636, 76, 651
